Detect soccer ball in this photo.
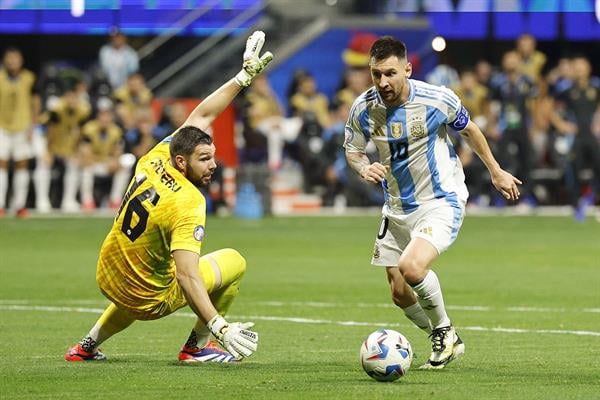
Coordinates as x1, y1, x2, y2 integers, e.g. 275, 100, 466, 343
359, 329, 413, 382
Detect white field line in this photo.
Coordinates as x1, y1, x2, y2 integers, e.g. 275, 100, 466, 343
1, 304, 599, 338
1, 299, 598, 314
260, 301, 492, 311
0, 304, 107, 313
256, 301, 600, 314
506, 306, 566, 313
31, 353, 150, 359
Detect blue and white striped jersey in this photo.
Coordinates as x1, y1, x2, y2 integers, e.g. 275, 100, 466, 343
344, 79, 470, 213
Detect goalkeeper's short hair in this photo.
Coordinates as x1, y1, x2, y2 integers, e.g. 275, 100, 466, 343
170, 126, 213, 159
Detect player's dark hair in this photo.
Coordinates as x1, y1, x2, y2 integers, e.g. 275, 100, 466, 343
3, 46, 21, 57
169, 125, 213, 159
369, 36, 407, 61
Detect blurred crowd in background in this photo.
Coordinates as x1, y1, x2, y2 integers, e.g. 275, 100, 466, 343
1, 29, 599, 219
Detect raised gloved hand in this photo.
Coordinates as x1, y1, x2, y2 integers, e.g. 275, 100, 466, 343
207, 315, 258, 360
234, 31, 274, 88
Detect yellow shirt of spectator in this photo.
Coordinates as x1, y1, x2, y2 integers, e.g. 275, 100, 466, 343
0, 68, 35, 133
290, 93, 330, 127
246, 91, 281, 129
45, 99, 91, 158
114, 86, 153, 114
96, 134, 206, 320
521, 51, 546, 82
335, 88, 357, 109
453, 84, 488, 119
81, 120, 123, 161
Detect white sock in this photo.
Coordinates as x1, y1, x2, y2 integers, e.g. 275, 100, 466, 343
0, 168, 7, 209
62, 162, 80, 206
266, 129, 284, 170
80, 168, 95, 204
34, 165, 51, 208
110, 168, 130, 204
402, 302, 432, 334
12, 169, 30, 210
411, 270, 451, 329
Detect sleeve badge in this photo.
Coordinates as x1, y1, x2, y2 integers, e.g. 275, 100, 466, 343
193, 225, 205, 242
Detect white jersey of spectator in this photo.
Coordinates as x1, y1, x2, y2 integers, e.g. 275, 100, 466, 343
425, 64, 460, 90
99, 43, 139, 89
344, 79, 470, 214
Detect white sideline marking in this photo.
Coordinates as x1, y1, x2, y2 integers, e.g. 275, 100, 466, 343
257, 301, 598, 314
463, 326, 600, 337
506, 306, 566, 313
2, 304, 599, 338
1, 304, 106, 313
260, 301, 492, 312
0, 299, 30, 304
32, 353, 149, 359
225, 315, 600, 337
1, 299, 598, 314
447, 305, 492, 311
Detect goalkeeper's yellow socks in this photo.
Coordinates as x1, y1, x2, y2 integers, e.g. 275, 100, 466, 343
80, 303, 136, 352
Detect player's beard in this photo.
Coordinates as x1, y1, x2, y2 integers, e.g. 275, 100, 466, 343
383, 77, 410, 106
186, 169, 213, 188
379, 87, 401, 106
379, 89, 398, 103
378, 80, 404, 106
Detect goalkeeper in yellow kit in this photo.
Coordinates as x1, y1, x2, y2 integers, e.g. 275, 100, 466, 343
65, 32, 273, 363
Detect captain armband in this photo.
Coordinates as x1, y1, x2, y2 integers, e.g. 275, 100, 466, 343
449, 105, 470, 131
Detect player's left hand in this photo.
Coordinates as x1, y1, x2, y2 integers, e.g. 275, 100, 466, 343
491, 168, 522, 201
208, 315, 258, 360
234, 31, 274, 87
360, 162, 387, 184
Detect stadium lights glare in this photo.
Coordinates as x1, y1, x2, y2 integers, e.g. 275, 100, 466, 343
431, 36, 447, 52
71, 0, 85, 17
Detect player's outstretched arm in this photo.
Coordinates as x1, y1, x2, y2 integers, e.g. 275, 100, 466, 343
173, 250, 258, 360
346, 151, 387, 184
183, 31, 273, 132
460, 120, 522, 201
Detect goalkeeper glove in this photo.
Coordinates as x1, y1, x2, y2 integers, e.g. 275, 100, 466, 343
207, 315, 258, 360
234, 30, 274, 88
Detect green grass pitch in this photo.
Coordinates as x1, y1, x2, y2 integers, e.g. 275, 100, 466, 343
1, 215, 599, 399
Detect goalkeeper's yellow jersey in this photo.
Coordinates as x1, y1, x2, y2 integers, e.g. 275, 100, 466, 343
96, 133, 206, 318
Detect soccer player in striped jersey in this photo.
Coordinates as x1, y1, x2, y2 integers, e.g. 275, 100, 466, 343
65, 31, 273, 363
345, 36, 521, 369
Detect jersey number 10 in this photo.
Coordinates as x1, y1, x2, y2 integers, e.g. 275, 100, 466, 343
388, 141, 409, 162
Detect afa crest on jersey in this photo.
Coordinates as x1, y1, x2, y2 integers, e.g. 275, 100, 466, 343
408, 116, 426, 139
390, 123, 403, 138
409, 123, 425, 139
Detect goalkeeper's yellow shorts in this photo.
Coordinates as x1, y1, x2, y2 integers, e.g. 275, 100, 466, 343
98, 248, 246, 321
